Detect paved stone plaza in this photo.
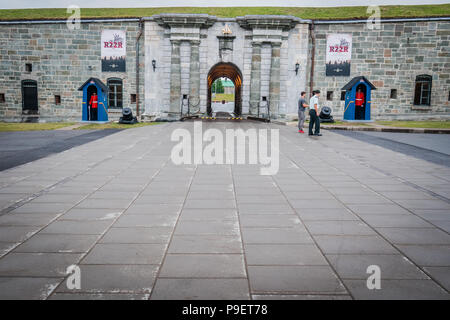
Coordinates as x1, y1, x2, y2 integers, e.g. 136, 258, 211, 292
0, 122, 449, 300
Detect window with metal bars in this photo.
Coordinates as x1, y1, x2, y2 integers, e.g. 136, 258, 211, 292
107, 78, 123, 108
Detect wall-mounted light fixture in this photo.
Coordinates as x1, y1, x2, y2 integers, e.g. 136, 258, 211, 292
152, 59, 156, 72
295, 62, 300, 76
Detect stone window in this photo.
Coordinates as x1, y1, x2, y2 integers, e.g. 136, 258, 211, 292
130, 94, 136, 103
390, 89, 397, 99
340, 91, 346, 101
54, 95, 61, 105
0, 93, 5, 103
25, 63, 32, 72
414, 75, 432, 106
327, 91, 333, 101
107, 78, 123, 108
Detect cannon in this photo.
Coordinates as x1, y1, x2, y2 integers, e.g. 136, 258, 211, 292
119, 107, 138, 124
319, 106, 334, 123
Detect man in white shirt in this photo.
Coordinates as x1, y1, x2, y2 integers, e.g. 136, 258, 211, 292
308, 90, 322, 136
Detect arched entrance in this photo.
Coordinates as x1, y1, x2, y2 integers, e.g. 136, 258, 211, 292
207, 62, 242, 116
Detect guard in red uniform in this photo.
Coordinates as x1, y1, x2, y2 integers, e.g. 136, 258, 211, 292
355, 88, 365, 119
89, 92, 98, 121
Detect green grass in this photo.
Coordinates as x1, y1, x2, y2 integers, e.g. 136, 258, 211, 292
302, 120, 369, 126
375, 120, 450, 129
0, 122, 76, 131
1, 5, 449, 21
212, 93, 235, 102
322, 120, 369, 126
76, 122, 160, 130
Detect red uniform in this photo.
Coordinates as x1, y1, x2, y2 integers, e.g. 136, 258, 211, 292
89, 95, 98, 108
355, 92, 365, 106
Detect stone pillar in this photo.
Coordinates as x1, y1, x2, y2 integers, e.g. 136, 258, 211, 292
189, 40, 201, 110
249, 42, 261, 115
269, 42, 281, 118
169, 40, 181, 115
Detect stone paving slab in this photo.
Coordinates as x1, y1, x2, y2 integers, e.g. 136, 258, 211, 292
99, 227, 172, 244
49, 293, 149, 300
0, 277, 63, 300
343, 279, 448, 300
14, 234, 99, 253
248, 265, 346, 294
0, 121, 449, 299
151, 278, 250, 300
0, 253, 83, 277
159, 254, 246, 278
81, 244, 167, 265
326, 254, 429, 280
55, 264, 159, 294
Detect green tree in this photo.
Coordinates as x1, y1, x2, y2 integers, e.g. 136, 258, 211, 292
214, 78, 224, 94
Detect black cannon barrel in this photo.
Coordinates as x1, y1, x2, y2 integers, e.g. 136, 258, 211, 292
122, 107, 132, 117
119, 107, 138, 124
319, 106, 334, 123
321, 106, 332, 116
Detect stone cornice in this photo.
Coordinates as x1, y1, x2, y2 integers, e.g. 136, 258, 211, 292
152, 13, 217, 29
236, 15, 304, 31
217, 35, 236, 40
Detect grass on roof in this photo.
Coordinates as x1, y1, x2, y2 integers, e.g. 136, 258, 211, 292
0, 4, 449, 21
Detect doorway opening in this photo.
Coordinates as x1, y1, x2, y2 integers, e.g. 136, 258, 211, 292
211, 77, 235, 116
21, 80, 38, 115
207, 62, 242, 117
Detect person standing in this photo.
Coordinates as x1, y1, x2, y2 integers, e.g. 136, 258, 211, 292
298, 91, 309, 133
89, 92, 98, 121
355, 87, 365, 120
309, 90, 322, 136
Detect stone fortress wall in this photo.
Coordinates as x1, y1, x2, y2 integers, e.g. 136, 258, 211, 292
0, 14, 448, 122
311, 20, 450, 120
0, 20, 143, 122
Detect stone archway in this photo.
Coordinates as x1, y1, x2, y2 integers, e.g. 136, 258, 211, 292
207, 62, 242, 116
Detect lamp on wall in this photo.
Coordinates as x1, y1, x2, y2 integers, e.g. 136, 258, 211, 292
295, 62, 300, 76
152, 59, 156, 72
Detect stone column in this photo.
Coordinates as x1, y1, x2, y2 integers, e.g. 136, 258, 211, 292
189, 40, 201, 111
249, 42, 261, 115
269, 42, 281, 118
169, 40, 181, 115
